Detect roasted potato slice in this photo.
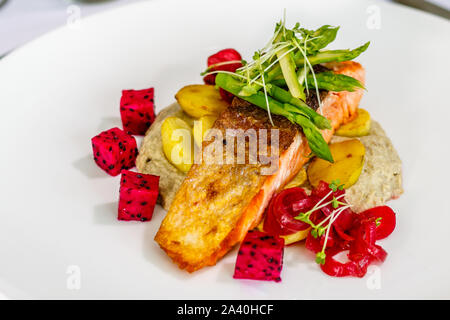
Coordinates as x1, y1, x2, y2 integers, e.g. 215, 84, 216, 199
284, 168, 307, 189
161, 116, 194, 173
307, 139, 365, 189
193, 115, 217, 147
256, 221, 309, 245
335, 108, 371, 137
175, 84, 229, 118
281, 228, 311, 245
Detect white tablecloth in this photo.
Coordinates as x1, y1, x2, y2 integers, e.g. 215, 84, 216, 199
0, 0, 144, 56
1, 0, 448, 57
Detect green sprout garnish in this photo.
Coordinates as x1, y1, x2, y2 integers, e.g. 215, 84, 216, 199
329, 180, 344, 192
332, 197, 339, 209
205, 12, 369, 163
292, 182, 353, 265
316, 252, 326, 265
375, 217, 382, 227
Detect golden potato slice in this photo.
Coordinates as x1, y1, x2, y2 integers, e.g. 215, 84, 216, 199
256, 220, 264, 232
335, 108, 371, 137
284, 168, 307, 189
175, 84, 229, 118
161, 116, 194, 173
307, 139, 365, 189
281, 228, 311, 245
255, 221, 310, 245
193, 115, 217, 147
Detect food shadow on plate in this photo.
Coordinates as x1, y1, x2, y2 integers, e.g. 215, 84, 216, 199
216, 249, 279, 293
216, 259, 240, 284
141, 218, 211, 281
73, 154, 109, 179
284, 243, 321, 273
216, 243, 321, 284
93, 201, 118, 225
216, 259, 273, 297
98, 116, 122, 131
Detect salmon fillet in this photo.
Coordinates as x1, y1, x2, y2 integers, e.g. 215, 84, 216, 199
155, 61, 365, 272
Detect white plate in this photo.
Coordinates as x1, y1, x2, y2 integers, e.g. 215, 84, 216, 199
0, 0, 449, 299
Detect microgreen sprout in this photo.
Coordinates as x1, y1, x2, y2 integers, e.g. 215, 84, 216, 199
291, 181, 353, 265
260, 60, 274, 126
328, 180, 344, 192
315, 203, 352, 264
294, 191, 346, 233
200, 60, 244, 75
316, 251, 326, 265
332, 197, 339, 209
209, 12, 370, 162
375, 217, 382, 227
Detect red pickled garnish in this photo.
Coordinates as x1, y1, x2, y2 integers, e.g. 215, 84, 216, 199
292, 197, 315, 212
263, 187, 311, 236
305, 232, 322, 253
359, 206, 396, 240
333, 223, 355, 241
260, 181, 396, 278
203, 48, 242, 85
311, 180, 344, 200
310, 180, 331, 198
320, 204, 333, 217
263, 196, 295, 235
348, 218, 388, 263
319, 218, 387, 278
367, 244, 388, 262
305, 228, 346, 254
310, 181, 346, 219
333, 207, 356, 231
321, 247, 372, 278
309, 209, 325, 226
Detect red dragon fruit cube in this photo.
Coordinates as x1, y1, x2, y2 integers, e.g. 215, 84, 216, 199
91, 127, 138, 176
203, 48, 242, 85
233, 230, 285, 282
118, 170, 159, 222
120, 87, 155, 135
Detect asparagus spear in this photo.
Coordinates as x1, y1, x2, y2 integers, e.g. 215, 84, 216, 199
267, 42, 370, 81
237, 41, 369, 98
266, 84, 331, 130
215, 73, 333, 162
307, 72, 365, 91
297, 66, 309, 90
272, 72, 365, 92
296, 25, 340, 54
274, 31, 305, 100
301, 42, 370, 65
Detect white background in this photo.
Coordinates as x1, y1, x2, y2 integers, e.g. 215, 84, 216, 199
0, 0, 143, 56
0, 0, 449, 57
0, 0, 449, 300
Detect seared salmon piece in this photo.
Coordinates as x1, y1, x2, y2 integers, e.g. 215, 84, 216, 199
155, 61, 365, 272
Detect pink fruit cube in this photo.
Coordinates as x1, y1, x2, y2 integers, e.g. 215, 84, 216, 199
233, 230, 284, 282
91, 127, 138, 176
120, 87, 155, 135
118, 170, 159, 222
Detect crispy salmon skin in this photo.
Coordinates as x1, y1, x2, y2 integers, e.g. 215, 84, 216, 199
155, 61, 365, 272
